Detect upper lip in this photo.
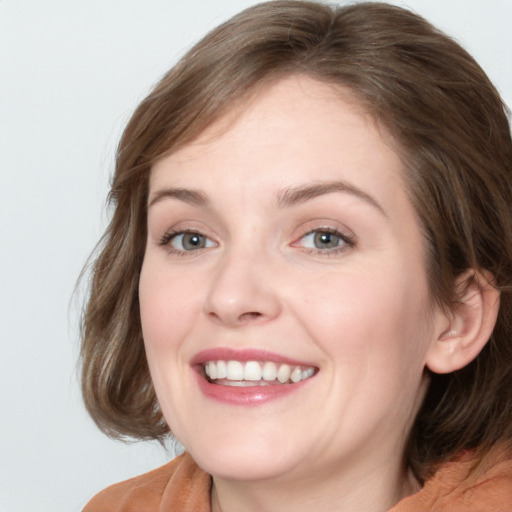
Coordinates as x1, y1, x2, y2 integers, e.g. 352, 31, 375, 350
191, 348, 317, 368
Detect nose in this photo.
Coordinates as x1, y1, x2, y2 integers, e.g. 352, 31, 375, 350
203, 250, 282, 327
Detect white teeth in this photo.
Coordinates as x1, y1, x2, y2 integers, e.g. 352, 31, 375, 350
204, 360, 315, 384
226, 360, 244, 380
290, 366, 302, 383
216, 360, 227, 379
208, 361, 217, 380
222, 380, 268, 387
301, 367, 315, 380
244, 361, 262, 381
277, 364, 291, 383
262, 361, 277, 381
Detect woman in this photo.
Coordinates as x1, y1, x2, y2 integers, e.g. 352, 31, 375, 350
81, 1, 512, 510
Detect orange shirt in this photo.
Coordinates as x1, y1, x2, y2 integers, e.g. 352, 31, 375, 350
84, 451, 512, 511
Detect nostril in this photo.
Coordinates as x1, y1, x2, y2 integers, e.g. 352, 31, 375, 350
207, 310, 264, 325
239, 312, 262, 322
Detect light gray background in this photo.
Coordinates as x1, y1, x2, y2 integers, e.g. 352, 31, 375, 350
1, 1, 511, 511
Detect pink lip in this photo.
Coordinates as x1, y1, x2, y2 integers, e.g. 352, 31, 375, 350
191, 348, 317, 406
194, 371, 312, 406
191, 348, 312, 366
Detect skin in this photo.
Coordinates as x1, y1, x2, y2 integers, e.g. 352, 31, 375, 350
139, 76, 452, 512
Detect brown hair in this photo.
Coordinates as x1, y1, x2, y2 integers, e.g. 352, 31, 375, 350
80, 1, 512, 481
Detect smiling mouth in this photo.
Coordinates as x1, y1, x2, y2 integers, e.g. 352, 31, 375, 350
203, 360, 317, 386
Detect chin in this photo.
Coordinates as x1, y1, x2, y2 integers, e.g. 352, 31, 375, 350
182, 430, 304, 482
197, 452, 294, 482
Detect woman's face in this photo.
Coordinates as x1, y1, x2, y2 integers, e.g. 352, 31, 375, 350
139, 76, 444, 484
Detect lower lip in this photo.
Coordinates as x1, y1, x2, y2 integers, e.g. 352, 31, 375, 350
194, 371, 312, 406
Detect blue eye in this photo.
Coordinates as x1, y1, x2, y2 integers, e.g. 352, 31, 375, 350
302, 231, 343, 249
160, 231, 216, 252
297, 228, 354, 254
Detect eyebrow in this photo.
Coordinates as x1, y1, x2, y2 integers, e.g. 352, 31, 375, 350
277, 180, 387, 216
148, 187, 209, 208
148, 180, 386, 216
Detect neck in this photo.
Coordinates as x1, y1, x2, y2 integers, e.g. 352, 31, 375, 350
211, 456, 420, 512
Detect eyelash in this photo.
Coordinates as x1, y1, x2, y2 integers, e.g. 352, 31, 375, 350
158, 227, 356, 257
294, 227, 356, 257
158, 229, 216, 256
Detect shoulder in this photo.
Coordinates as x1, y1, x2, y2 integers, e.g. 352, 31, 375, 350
391, 447, 512, 512
82, 452, 211, 512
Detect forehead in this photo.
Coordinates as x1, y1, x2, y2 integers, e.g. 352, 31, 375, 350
149, 76, 406, 217
161, 76, 380, 157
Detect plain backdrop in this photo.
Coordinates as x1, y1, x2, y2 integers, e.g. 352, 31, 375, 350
0, 1, 511, 511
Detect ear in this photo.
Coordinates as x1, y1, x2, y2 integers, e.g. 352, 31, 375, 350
426, 270, 500, 374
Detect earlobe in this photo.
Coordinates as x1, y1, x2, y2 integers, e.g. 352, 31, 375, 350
426, 270, 500, 374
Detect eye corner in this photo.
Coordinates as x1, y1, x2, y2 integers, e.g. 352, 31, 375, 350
291, 225, 356, 257
158, 228, 218, 256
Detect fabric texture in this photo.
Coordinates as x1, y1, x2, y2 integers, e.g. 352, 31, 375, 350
83, 451, 512, 512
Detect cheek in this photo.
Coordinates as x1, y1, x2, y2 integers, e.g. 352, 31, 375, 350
138, 261, 203, 424
294, 264, 433, 369
138, 259, 200, 356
